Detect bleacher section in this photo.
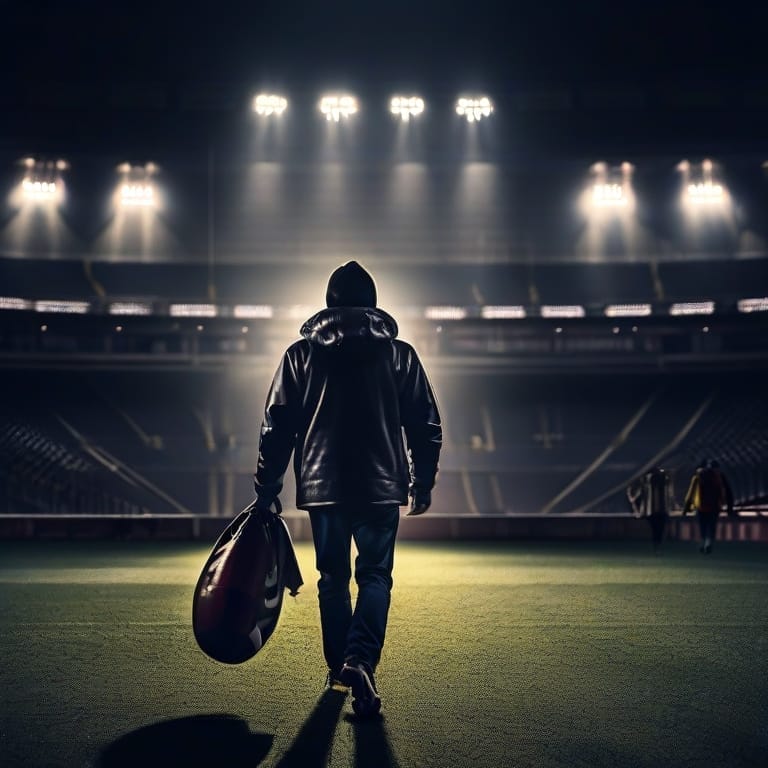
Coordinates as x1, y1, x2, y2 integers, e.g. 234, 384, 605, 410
1, 369, 765, 520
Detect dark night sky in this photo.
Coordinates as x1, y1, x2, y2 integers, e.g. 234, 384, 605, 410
4, 1, 767, 91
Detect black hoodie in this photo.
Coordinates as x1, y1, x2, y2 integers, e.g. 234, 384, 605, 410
254, 303, 442, 509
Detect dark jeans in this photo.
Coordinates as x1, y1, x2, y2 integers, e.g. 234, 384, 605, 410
647, 513, 667, 548
308, 503, 400, 674
698, 511, 719, 543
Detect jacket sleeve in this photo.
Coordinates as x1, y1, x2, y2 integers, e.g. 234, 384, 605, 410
398, 344, 442, 492
683, 473, 698, 513
254, 349, 301, 506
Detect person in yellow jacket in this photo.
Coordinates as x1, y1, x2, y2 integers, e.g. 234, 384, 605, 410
683, 459, 735, 554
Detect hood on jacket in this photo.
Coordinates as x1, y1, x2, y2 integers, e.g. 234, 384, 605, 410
300, 307, 398, 347
326, 261, 377, 308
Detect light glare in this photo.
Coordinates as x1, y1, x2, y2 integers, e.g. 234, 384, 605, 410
604, 304, 652, 317
456, 97, 493, 122
34, 300, 89, 314
253, 93, 288, 116
737, 298, 768, 313
541, 305, 586, 319
233, 304, 274, 319
390, 95, 424, 121
169, 303, 218, 317
320, 94, 358, 121
109, 301, 153, 316
425, 306, 468, 320
481, 305, 526, 319
0, 297, 32, 311
669, 301, 715, 316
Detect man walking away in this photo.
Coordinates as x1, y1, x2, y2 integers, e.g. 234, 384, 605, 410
254, 261, 442, 716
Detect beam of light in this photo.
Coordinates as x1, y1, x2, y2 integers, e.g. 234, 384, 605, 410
0, 297, 32, 310
253, 93, 288, 116
233, 304, 274, 319
34, 300, 89, 314
669, 301, 715, 316
481, 305, 526, 319
737, 297, 768, 313
540, 305, 586, 318
455, 97, 493, 122
390, 95, 424, 121
424, 306, 468, 320
108, 301, 153, 316
169, 303, 218, 317
604, 303, 653, 317
319, 94, 358, 121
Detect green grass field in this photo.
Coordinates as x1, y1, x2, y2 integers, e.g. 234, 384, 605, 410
1, 538, 767, 768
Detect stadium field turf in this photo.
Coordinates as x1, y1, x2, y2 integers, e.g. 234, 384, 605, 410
0, 538, 767, 768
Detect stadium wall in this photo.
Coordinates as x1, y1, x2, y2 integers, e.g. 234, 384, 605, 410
0, 514, 766, 543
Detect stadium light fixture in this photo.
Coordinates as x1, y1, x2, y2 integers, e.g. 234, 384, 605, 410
253, 93, 288, 116
455, 97, 493, 122
737, 297, 768, 313
390, 96, 424, 121
669, 301, 715, 316
170, 304, 218, 318
585, 161, 635, 215
425, 306, 468, 320
319, 94, 358, 121
481, 305, 527, 319
604, 303, 652, 317
541, 305, 586, 319
233, 304, 274, 319
34, 300, 89, 314
0, 297, 32, 311
679, 158, 728, 211
116, 162, 160, 210
18, 157, 67, 205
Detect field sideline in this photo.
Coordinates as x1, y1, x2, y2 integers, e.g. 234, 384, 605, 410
1, 539, 767, 767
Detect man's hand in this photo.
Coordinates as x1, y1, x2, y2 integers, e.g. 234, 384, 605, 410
407, 489, 431, 516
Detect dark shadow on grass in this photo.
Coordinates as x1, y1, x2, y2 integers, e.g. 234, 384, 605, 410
95, 714, 273, 768
346, 712, 400, 768
274, 689, 347, 768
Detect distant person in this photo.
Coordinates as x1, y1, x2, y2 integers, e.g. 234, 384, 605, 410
253, 261, 442, 717
627, 466, 670, 554
683, 459, 735, 554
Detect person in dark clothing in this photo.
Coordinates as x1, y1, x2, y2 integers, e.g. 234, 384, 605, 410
627, 466, 670, 554
254, 261, 442, 716
683, 459, 735, 554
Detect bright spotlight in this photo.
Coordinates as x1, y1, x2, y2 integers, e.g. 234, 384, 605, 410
592, 183, 627, 207
253, 93, 288, 116
686, 181, 724, 205
541, 305, 586, 319
18, 157, 67, 205
455, 97, 493, 122
116, 162, 160, 209
585, 161, 635, 215
22, 179, 59, 202
669, 301, 715, 316
679, 159, 728, 211
737, 297, 768, 313
604, 303, 652, 317
319, 94, 358, 121
390, 95, 424, 121
425, 306, 468, 320
119, 183, 156, 208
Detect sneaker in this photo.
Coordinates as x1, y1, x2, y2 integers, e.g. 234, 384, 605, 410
325, 669, 349, 694
339, 661, 381, 717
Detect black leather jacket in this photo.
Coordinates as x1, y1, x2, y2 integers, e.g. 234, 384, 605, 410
255, 307, 442, 509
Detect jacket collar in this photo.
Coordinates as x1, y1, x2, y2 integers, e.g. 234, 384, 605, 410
300, 307, 398, 347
